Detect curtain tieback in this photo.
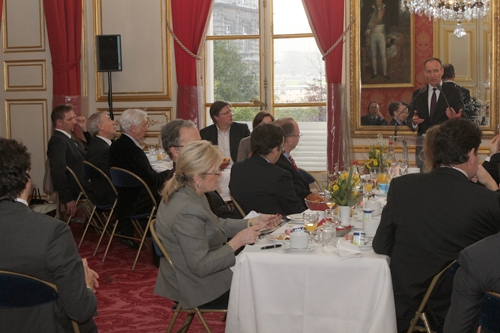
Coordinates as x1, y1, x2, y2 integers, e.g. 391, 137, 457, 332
52, 58, 81, 73
321, 17, 356, 61
167, 21, 201, 60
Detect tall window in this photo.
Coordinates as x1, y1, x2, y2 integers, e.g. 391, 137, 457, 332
205, 0, 327, 170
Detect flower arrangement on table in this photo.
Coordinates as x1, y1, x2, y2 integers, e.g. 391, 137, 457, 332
327, 166, 363, 207
364, 133, 391, 173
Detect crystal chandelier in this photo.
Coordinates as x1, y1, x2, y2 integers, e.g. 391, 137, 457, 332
401, 0, 490, 37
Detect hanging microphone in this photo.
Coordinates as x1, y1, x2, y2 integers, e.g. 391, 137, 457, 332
436, 83, 452, 115
395, 86, 427, 141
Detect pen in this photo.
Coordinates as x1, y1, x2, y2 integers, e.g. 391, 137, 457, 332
260, 244, 282, 250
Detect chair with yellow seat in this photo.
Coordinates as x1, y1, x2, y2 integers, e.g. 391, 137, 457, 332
150, 219, 227, 333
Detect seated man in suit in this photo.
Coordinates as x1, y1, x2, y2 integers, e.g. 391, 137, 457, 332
388, 102, 409, 126
200, 100, 250, 165
482, 134, 500, 184
109, 109, 173, 248
47, 104, 90, 218
229, 123, 306, 216
361, 101, 388, 125
373, 118, 500, 332
0, 138, 99, 332
442, 63, 473, 119
85, 111, 117, 206
161, 119, 240, 219
444, 232, 500, 333
273, 117, 311, 203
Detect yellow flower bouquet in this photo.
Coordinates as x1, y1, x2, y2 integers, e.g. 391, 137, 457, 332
328, 167, 363, 207
364, 133, 391, 173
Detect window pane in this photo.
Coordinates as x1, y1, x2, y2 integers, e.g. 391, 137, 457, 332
210, 0, 259, 36
274, 106, 326, 122
273, 0, 311, 35
274, 38, 326, 105
205, 39, 260, 104
232, 106, 262, 123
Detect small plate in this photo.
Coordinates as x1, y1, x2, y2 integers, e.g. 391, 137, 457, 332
287, 213, 303, 222
260, 219, 287, 234
374, 190, 387, 197
266, 234, 286, 243
359, 244, 373, 251
283, 243, 318, 253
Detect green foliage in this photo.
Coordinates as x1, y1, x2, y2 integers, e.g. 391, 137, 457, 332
214, 40, 259, 103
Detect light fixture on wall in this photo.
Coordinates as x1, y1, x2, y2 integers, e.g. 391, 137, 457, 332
401, 0, 490, 37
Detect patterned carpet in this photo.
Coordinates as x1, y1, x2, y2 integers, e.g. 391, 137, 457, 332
72, 222, 226, 333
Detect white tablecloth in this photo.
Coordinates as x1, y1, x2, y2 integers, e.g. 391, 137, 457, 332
225, 226, 397, 333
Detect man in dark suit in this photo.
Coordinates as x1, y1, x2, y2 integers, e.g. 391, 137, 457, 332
361, 101, 388, 125
388, 102, 409, 126
161, 119, 240, 219
409, 58, 464, 169
200, 101, 250, 164
442, 63, 474, 119
0, 138, 99, 332
85, 111, 117, 206
409, 58, 464, 136
47, 104, 90, 218
373, 118, 500, 332
109, 109, 172, 247
443, 233, 500, 333
273, 117, 311, 203
229, 123, 306, 216
483, 134, 500, 184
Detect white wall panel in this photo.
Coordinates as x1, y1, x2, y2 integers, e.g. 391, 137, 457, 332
6, 100, 49, 190
3, 0, 45, 52
95, 0, 171, 101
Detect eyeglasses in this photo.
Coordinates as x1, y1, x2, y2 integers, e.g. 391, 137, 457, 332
202, 170, 222, 177
219, 110, 233, 116
289, 133, 302, 138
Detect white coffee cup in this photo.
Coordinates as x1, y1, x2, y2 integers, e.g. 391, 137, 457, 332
283, 230, 309, 249
365, 200, 382, 215
364, 219, 380, 237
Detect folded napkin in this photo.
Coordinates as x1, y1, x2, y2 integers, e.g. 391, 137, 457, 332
151, 161, 173, 173
335, 239, 363, 260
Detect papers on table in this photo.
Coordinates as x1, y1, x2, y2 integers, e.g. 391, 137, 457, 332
335, 239, 363, 259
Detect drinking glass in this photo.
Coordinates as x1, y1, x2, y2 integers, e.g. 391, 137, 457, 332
399, 159, 409, 175
363, 179, 374, 195
303, 211, 319, 242
157, 148, 167, 161
148, 144, 157, 156
321, 224, 337, 253
324, 209, 340, 228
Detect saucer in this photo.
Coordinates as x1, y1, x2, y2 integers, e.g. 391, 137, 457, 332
286, 214, 303, 223
283, 244, 317, 253
359, 244, 373, 251
266, 234, 286, 243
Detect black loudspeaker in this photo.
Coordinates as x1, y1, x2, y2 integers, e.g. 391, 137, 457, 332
96, 35, 122, 72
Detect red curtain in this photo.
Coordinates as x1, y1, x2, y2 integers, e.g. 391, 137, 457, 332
302, 0, 345, 172
171, 0, 213, 126
43, 0, 82, 111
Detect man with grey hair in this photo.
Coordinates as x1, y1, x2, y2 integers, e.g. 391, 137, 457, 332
160, 119, 240, 220
273, 117, 311, 203
109, 109, 172, 248
161, 119, 200, 161
85, 111, 116, 206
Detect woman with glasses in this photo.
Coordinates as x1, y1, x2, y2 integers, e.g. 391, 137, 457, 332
154, 140, 280, 309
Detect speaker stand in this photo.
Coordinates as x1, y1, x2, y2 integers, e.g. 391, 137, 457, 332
108, 71, 114, 120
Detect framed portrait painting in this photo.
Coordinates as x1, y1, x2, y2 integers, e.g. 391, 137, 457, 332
360, 0, 414, 88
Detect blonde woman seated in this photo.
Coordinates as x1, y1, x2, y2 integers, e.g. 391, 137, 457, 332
154, 140, 280, 309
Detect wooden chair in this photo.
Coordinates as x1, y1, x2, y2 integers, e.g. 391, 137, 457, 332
82, 161, 117, 251
230, 195, 246, 217
106, 167, 156, 270
480, 291, 500, 333
407, 260, 458, 333
150, 219, 227, 333
0, 270, 80, 333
